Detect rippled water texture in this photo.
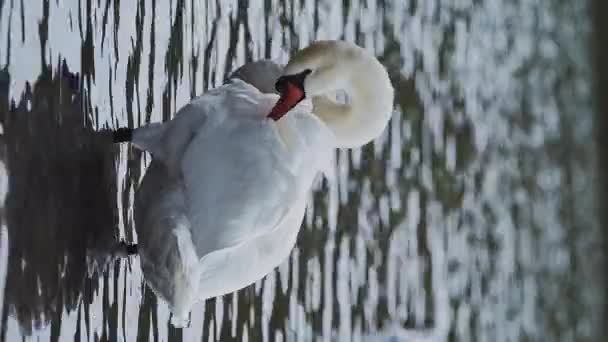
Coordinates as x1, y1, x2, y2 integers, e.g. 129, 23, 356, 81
0, 0, 601, 341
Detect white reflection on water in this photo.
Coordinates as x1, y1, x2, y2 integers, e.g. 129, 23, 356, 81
0, 0, 602, 341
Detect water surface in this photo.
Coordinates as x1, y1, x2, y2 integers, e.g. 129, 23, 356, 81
0, 0, 601, 341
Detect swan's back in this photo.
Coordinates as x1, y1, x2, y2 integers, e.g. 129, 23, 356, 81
227, 60, 283, 94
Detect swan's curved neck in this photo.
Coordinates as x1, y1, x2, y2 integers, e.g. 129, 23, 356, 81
285, 41, 394, 148
311, 63, 393, 147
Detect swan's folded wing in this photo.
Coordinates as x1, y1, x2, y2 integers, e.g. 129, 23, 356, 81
179, 116, 296, 259
177, 80, 332, 260
194, 198, 306, 300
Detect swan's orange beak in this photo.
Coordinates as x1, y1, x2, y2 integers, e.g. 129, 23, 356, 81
268, 82, 305, 120
267, 69, 311, 121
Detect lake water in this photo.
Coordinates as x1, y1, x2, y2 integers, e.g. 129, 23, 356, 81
0, 0, 602, 341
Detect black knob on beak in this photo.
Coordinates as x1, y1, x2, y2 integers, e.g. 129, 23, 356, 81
275, 76, 288, 94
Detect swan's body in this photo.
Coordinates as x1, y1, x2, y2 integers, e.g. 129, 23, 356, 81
125, 41, 394, 326
133, 80, 332, 326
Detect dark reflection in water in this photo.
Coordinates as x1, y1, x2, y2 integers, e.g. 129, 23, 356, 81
0, 62, 122, 339
0, 0, 603, 341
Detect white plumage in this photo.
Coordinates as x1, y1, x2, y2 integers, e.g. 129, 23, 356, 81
124, 40, 394, 327
133, 79, 333, 326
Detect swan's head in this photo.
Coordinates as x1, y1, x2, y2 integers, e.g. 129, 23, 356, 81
267, 40, 394, 148
267, 40, 340, 120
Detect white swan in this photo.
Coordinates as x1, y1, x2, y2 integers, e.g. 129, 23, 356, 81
116, 40, 394, 326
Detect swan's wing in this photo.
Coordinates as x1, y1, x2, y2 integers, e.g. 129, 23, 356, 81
194, 197, 307, 300
188, 109, 335, 299
180, 117, 296, 258
165, 81, 294, 256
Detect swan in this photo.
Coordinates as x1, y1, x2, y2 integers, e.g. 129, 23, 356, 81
114, 40, 394, 327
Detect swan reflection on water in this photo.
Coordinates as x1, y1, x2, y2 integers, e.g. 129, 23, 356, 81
0, 63, 134, 336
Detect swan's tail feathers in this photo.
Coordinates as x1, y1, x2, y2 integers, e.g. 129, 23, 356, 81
169, 223, 201, 328
113, 128, 133, 143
